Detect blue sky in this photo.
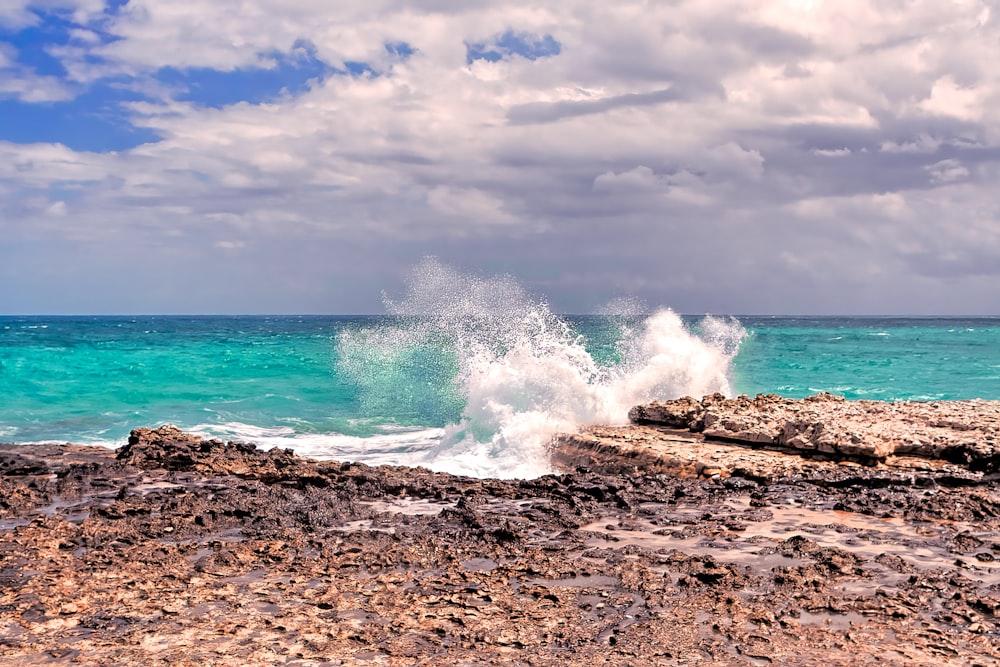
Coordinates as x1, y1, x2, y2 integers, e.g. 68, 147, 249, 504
2, 1, 999, 314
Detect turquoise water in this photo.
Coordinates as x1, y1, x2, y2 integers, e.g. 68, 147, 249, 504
732, 317, 1000, 401
1, 313, 998, 477
0, 316, 366, 444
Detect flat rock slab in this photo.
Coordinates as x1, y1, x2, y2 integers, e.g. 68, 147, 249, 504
551, 425, 972, 482
2, 425, 1000, 665
629, 393, 1000, 466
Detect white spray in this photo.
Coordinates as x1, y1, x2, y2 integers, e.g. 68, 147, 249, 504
337, 259, 744, 479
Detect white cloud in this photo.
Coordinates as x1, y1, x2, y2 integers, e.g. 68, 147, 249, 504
927, 159, 970, 183
698, 142, 765, 181
426, 186, 518, 225
3, 0, 1000, 313
0, 70, 74, 102
0, 43, 74, 102
0, 0, 37, 28
0, 0, 106, 28
880, 135, 942, 154
45, 200, 67, 216
593, 166, 664, 193
920, 76, 984, 121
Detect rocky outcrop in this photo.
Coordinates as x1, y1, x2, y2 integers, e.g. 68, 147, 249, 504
629, 393, 1000, 468
118, 425, 305, 479
3, 418, 1000, 665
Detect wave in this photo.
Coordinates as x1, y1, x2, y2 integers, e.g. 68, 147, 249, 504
335, 259, 744, 479
6, 422, 449, 472
2, 261, 744, 480
186, 422, 446, 467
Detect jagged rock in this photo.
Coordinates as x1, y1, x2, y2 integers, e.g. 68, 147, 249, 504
118, 425, 304, 479
3, 413, 1000, 665
629, 395, 706, 428
116, 425, 213, 469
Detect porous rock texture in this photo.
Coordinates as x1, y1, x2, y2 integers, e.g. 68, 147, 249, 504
629, 393, 1000, 467
1, 411, 1000, 666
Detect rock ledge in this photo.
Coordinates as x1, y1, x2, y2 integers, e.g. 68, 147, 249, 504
629, 393, 1000, 468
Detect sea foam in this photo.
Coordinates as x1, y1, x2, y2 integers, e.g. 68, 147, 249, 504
186, 421, 447, 467
336, 259, 744, 479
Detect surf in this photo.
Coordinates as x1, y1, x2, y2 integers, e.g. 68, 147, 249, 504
335, 259, 745, 478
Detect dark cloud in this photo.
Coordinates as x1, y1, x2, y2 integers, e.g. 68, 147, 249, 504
702, 19, 816, 60
506, 87, 682, 125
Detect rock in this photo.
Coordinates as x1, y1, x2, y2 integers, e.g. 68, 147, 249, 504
628, 395, 706, 429
116, 425, 214, 470
3, 404, 1000, 665
118, 425, 304, 479
628, 394, 1000, 466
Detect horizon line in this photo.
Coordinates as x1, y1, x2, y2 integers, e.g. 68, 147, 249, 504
3, 312, 999, 319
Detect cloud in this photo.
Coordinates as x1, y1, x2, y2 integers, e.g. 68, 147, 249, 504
1, 0, 1000, 314
927, 158, 970, 183
0, 0, 107, 29
813, 147, 851, 156
507, 87, 683, 125
426, 186, 518, 227
880, 134, 942, 154
593, 166, 664, 193
0, 43, 74, 102
920, 76, 984, 121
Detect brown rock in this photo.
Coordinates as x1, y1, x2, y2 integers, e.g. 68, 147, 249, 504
629, 393, 1000, 466
3, 408, 1000, 666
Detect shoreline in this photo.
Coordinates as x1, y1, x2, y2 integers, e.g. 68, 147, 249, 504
2, 395, 1000, 665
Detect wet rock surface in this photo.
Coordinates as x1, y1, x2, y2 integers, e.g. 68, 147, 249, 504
2, 417, 1000, 666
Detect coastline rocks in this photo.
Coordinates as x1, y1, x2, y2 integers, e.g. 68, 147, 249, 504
629, 393, 1000, 468
4, 415, 1000, 664
118, 425, 303, 479
552, 426, 835, 482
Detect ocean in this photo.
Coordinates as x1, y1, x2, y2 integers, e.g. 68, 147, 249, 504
2, 270, 998, 478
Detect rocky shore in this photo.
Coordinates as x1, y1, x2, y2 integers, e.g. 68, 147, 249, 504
2, 395, 1000, 665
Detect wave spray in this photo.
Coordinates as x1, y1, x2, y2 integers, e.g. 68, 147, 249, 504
337, 259, 744, 479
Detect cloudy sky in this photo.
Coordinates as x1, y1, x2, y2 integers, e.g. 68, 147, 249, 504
2, 0, 999, 315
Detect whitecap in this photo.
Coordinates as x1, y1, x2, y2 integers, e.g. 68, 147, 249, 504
335, 259, 745, 479
186, 422, 446, 467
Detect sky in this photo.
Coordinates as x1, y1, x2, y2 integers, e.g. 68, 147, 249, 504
1, 0, 999, 315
